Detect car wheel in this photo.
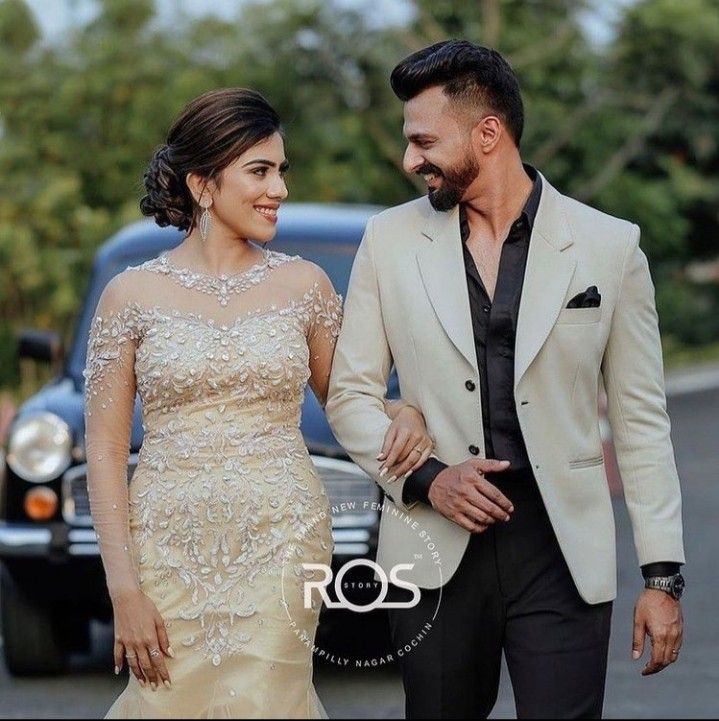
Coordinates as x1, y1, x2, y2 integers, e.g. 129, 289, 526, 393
0, 565, 67, 675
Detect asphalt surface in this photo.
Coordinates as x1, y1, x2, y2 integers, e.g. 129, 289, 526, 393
1, 383, 717, 719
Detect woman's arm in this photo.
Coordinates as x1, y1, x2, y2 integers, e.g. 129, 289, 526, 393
377, 402, 433, 481
306, 269, 344, 408
84, 276, 142, 602
382, 397, 417, 420
83, 275, 172, 689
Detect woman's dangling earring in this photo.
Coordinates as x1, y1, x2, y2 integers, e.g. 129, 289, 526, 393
199, 200, 212, 242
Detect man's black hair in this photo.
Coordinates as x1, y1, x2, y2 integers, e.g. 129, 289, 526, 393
390, 40, 524, 147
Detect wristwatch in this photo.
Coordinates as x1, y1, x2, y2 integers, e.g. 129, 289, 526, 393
644, 573, 685, 600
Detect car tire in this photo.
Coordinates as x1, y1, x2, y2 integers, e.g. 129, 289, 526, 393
0, 565, 67, 675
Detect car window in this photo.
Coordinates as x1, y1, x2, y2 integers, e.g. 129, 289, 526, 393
269, 240, 357, 293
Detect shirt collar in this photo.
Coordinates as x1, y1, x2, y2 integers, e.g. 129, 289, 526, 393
521, 163, 542, 229
459, 163, 542, 243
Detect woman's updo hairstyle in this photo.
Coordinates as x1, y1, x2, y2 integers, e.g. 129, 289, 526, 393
140, 88, 282, 232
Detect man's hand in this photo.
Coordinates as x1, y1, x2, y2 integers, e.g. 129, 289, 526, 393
632, 589, 683, 675
427, 459, 513, 532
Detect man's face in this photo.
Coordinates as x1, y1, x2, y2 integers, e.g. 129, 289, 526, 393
402, 86, 480, 211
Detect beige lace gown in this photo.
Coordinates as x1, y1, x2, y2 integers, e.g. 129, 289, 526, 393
83, 248, 343, 718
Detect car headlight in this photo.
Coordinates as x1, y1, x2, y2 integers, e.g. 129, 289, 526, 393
6, 411, 72, 483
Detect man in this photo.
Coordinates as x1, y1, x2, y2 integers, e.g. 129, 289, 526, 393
325, 40, 685, 719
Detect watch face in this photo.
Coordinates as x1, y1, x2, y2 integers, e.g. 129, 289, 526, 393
671, 575, 685, 598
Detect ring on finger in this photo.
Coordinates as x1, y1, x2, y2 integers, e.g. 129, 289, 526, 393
149, 648, 161, 658
125, 652, 137, 659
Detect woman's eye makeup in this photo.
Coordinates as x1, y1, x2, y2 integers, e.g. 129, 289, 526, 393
248, 161, 289, 178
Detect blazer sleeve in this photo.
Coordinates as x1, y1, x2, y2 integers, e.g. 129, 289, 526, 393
600, 224, 685, 567
325, 216, 419, 512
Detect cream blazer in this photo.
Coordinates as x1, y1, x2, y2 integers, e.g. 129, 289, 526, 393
325, 173, 685, 604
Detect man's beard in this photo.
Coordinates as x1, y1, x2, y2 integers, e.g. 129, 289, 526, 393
417, 156, 479, 211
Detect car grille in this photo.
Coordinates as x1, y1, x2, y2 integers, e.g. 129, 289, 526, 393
62, 454, 378, 530
311, 456, 379, 529
62, 453, 139, 527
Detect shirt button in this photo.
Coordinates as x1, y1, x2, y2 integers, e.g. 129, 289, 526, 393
483, 306, 490, 313
469, 445, 480, 456
465, 380, 476, 391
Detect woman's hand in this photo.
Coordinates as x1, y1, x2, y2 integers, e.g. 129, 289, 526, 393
378, 401, 434, 482
112, 586, 174, 690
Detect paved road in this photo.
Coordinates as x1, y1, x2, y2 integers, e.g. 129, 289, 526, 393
1, 385, 717, 718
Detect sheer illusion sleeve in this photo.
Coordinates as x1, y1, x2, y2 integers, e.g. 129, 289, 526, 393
83, 275, 142, 600
305, 268, 343, 408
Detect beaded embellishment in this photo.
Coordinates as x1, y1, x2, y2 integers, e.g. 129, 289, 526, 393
133, 248, 300, 306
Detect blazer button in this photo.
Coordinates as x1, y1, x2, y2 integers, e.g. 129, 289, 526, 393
469, 445, 480, 455
465, 380, 476, 391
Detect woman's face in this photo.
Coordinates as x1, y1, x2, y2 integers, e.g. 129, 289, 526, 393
203, 132, 289, 244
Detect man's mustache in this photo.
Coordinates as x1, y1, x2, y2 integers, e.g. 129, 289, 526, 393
415, 163, 443, 178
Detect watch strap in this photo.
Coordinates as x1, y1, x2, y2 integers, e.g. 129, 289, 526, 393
644, 574, 684, 599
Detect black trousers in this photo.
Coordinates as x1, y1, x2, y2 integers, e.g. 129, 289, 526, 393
387, 469, 613, 719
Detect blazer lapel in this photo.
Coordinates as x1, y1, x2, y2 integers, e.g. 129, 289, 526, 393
514, 175, 576, 390
416, 204, 478, 373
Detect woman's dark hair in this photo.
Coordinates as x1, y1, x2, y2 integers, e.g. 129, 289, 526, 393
390, 40, 524, 147
140, 88, 282, 231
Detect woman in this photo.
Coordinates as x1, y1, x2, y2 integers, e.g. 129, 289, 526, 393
83, 88, 433, 718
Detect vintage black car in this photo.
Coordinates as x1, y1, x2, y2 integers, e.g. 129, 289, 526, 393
0, 203, 394, 674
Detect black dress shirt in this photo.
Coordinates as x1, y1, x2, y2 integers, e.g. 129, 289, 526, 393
403, 164, 540, 501
462, 168, 541, 470
400, 165, 680, 580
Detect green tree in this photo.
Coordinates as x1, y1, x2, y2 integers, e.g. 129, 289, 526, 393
0, 0, 717, 392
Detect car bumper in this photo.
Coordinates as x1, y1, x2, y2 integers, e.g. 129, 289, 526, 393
0, 522, 102, 559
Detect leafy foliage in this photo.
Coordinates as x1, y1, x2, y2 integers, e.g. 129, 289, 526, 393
0, 0, 717, 390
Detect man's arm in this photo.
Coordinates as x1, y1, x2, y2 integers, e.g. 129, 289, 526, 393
326, 217, 516, 530
600, 223, 685, 675
600, 223, 685, 568
325, 216, 418, 512
402, 459, 448, 505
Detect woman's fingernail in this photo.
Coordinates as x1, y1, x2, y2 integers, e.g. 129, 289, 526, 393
167, 645, 175, 658
632, 650, 641, 660
376, 453, 385, 460
151, 681, 157, 692
139, 679, 146, 687
164, 679, 172, 689
379, 467, 388, 477
388, 475, 397, 483
114, 665, 120, 675
404, 471, 412, 478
